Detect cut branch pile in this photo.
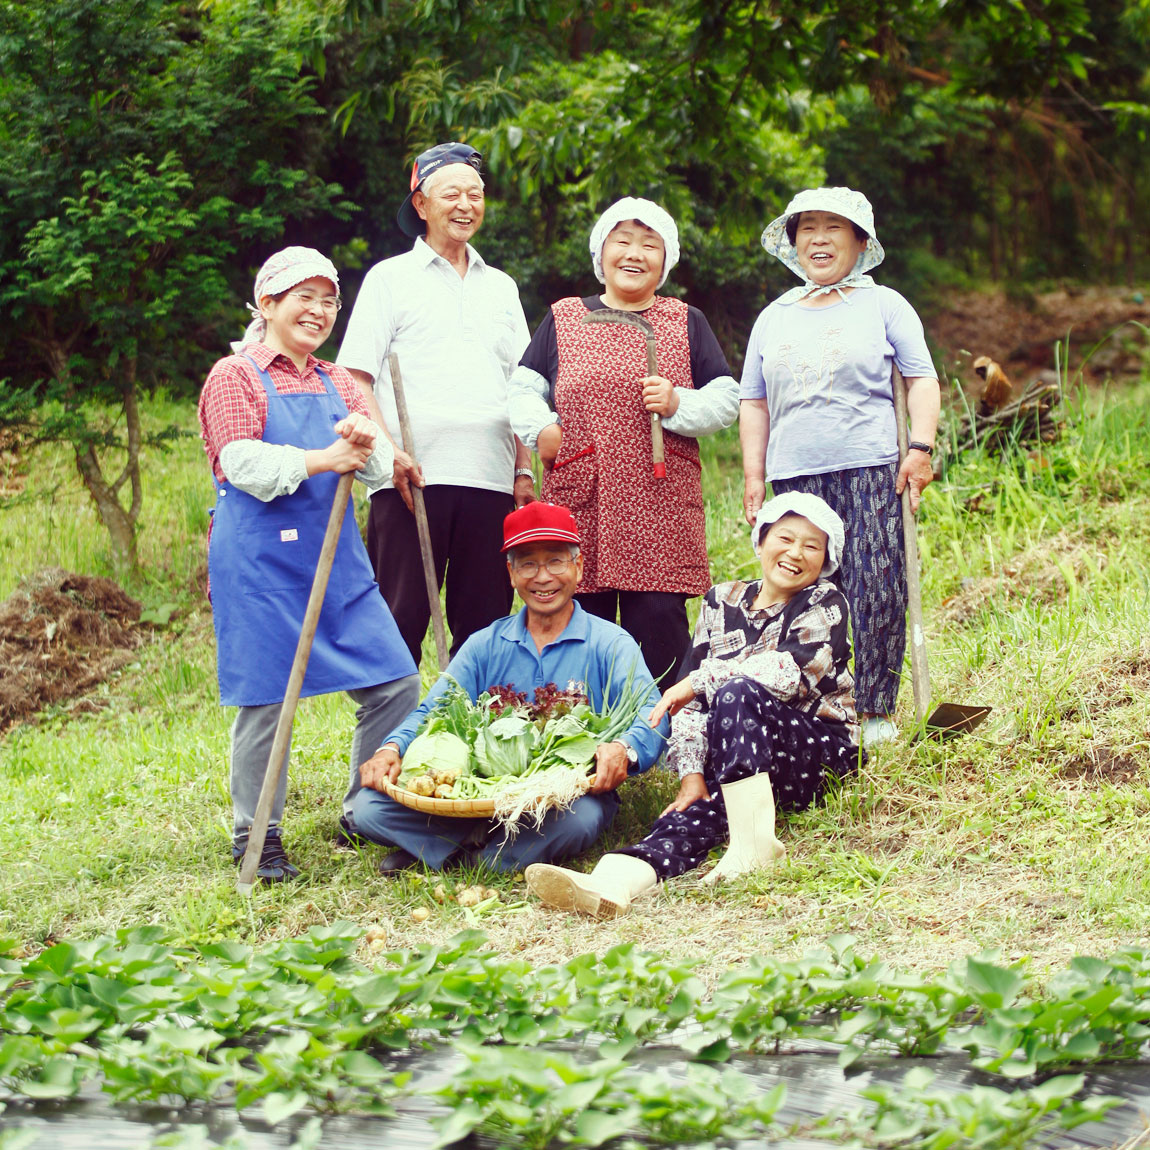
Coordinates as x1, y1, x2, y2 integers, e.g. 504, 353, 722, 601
948, 379, 1062, 457
0, 568, 143, 730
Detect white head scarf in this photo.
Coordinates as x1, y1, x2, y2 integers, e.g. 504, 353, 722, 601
751, 492, 845, 578
231, 247, 341, 353
589, 197, 680, 289
760, 186, 884, 307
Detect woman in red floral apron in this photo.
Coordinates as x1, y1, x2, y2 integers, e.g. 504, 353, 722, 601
509, 198, 738, 682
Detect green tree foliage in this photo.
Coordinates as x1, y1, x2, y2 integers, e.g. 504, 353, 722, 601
0, 0, 348, 573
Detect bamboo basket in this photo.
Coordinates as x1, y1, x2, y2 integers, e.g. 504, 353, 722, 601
381, 775, 590, 819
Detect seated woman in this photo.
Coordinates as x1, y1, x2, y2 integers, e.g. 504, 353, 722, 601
525, 492, 862, 918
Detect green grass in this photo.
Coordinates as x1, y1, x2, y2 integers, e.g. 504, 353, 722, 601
4, 377, 1150, 980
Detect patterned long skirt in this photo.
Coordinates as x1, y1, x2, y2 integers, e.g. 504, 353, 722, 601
617, 678, 860, 880
772, 464, 906, 716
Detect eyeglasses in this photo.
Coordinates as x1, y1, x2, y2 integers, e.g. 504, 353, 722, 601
287, 291, 341, 313
513, 556, 574, 578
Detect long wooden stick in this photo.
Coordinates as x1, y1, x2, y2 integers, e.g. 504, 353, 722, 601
388, 352, 449, 671
238, 470, 354, 894
892, 367, 931, 724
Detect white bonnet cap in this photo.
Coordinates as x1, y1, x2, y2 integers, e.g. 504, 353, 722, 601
760, 186, 884, 281
751, 492, 845, 577
231, 246, 340, 353
589, 197, 680, 289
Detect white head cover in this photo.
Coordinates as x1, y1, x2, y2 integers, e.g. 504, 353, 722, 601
231, 246, 341, 353
589, 197, 680, 288
751, 491, 845, 578
760, 186, 885, 307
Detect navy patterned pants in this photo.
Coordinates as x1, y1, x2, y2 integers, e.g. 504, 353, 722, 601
618, 678, 860, 881
773, 464, 906, 716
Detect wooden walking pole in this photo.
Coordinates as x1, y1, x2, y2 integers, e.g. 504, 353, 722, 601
388, 352, 449, 670
892, 366, 931, 725
237, 471, 354, 894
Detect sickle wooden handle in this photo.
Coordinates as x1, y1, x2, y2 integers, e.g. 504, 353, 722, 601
644, 337, 665, 480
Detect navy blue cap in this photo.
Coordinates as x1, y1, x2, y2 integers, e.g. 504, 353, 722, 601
396, 142, 483, 238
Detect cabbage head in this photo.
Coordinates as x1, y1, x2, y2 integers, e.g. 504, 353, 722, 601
403, 730, 471, 778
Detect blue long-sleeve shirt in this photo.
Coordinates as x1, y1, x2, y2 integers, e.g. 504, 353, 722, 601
382, 603, 669, 770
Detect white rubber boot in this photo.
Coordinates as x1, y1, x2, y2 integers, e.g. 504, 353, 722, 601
526, 854, 657, 920
701, 772, 786, 885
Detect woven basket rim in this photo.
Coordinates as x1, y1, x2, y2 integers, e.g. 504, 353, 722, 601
381, 772, 592, 820
381, 779, 497, 817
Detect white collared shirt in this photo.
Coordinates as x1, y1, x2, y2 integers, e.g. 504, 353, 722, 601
336, 237, 530, 494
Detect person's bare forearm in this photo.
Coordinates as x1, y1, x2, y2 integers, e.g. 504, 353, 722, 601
739, 399, 769, 480
904, 375, 940, 447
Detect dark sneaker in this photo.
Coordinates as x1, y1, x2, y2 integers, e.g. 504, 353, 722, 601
232, 831, 301, 882
333, 814, 369, 850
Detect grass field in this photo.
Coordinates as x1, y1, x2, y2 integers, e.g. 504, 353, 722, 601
2, 374, 1150, 984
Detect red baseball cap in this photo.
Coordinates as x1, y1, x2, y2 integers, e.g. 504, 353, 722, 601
501, 503, 581, 552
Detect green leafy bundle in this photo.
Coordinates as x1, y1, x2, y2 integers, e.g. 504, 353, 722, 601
398, 674, 657, 826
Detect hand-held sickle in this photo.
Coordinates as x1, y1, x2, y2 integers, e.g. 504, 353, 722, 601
893, 367, 990, 741
582, 308, 666, 479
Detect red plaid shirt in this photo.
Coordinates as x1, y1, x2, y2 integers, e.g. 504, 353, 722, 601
198, 342, 370, 481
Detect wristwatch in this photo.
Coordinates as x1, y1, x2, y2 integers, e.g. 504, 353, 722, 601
617, 741, 639, 767
514, 467, 535, 481
908, 441, 934, 455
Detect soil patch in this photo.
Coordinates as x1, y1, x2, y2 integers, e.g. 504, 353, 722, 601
0, 569, 144, 731
1060, 745, 1143, 785
926, 286, 1150, 393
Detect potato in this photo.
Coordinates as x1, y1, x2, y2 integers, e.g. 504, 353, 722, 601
432, 883, 448, 903
429, 765, 462, 786
456, 887, 481, 907
411, 907, 430, 923
407, 775, 435, 797
434, 783, 455, 799
365, 924, 387, 943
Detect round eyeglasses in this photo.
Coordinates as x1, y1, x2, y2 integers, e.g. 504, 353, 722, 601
287, 291, 342, 313
513, 556, 574, 578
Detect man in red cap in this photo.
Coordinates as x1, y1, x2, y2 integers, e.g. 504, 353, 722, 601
352, 503, 669, 874
337, 142, 534, 667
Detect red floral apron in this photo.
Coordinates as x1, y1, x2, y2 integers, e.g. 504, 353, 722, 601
541, 296, 709, 595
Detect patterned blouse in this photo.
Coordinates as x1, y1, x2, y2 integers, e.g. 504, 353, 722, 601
671, 579, 859, 777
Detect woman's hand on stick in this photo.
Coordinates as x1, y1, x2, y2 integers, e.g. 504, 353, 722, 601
661, 772, 710, 815
895, 451, 934, 514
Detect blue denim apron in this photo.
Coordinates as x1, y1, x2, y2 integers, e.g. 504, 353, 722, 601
208, 357, 416, 706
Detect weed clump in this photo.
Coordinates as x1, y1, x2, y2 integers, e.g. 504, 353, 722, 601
0, 567, 143, 730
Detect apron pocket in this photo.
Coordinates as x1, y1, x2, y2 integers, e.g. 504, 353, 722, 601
240, 512, 323, 593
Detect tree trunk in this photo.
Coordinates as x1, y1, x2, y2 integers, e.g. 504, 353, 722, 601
72, 367, 143, 578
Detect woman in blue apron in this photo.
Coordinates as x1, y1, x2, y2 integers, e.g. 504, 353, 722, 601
198, 247, 419, 881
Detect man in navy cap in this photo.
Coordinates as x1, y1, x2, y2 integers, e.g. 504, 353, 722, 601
351, 503, 669, 874
338, 142, 534, 666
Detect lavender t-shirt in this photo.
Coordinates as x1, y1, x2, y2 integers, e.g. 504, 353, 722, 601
739, 286, 935, 482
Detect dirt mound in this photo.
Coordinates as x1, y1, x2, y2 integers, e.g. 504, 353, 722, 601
0, 569, 144, 730
927, 286, 1150, 390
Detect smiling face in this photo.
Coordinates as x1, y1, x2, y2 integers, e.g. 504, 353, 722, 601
507, 543, 583, 622
259, 275, 337, 365
600, 220, 665, 308
755, 514, 827, 605
793, 210, 868, 286
413, 163, 486, 251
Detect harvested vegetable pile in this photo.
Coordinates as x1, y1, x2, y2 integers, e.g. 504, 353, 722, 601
0, 568, 143, 730
397, 678, 655, 828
